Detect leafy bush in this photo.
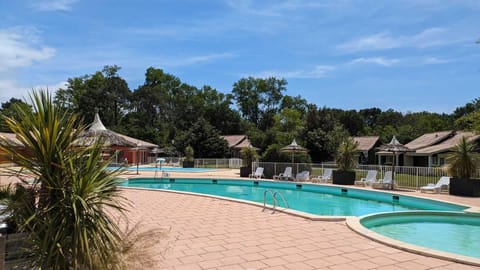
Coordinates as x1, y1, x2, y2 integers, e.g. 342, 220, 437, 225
184, 145, 194, 161
240, 147, 258, 167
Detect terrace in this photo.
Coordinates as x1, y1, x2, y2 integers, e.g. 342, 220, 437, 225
1, 166, 479, 269
55, 168, 480, 268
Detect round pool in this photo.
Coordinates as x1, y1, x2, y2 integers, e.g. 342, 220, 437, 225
348, 211, 480, 266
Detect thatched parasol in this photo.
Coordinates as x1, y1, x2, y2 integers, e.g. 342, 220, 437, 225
377, 136, 413, 189
75, 113, 136, 147
280, 139, 308, 163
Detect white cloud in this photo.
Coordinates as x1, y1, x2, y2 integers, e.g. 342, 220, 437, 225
32, 0, 78, 11
337, 28, 467, 53
422, 57, 450, 65
349, 57, 399, 67
160, 52, 236, 68
0, 79, 67, 104
252, 65, 334, 79
226, 0, 341, 17
0, 27, 55, 71
0, 27, 60, 105
0, 80, 29, 104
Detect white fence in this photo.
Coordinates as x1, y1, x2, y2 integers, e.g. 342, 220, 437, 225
152, 158, 480, 190
253, 162, 480, 190
195, 158, 242, 169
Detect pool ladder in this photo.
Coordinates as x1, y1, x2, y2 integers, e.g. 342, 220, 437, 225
263, 190, 289, 212
154, 169, 170, 180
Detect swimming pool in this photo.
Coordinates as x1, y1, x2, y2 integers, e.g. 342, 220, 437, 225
360, 211, 480, 259
119, 178, 465, 217
344, 211, 480, 266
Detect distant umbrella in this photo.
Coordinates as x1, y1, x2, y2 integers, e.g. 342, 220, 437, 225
377, 136, 413, 189
280, 139, 308, 163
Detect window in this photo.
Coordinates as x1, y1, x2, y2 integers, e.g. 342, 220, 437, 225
439, 158, 445, 165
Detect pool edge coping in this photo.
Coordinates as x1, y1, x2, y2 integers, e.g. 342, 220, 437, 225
345, 215, 480, 267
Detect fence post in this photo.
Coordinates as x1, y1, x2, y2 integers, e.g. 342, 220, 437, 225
416, 167, 419, 190
0, 234, 4, 270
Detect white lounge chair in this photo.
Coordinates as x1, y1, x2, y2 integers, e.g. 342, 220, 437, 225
249, 167, 264, 179
372, 171, 393, 189
274, 167, 293, 181
312, 168, 332, 183
355, 170, 378, 186
295, 171, 310, 182
420, 176, 450, 193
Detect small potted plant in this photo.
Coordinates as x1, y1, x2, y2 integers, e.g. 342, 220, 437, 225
239, 147, 258, 177
448, 136, 480, 197
182, 145, 195, 168
332, 137, 358, 185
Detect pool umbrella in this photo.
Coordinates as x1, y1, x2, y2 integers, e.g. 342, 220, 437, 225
377, 136, 412, 190
280, 139, 308, 164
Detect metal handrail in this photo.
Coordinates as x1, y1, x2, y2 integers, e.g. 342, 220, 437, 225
273, 192, 289, 208
263, 190, 277, 209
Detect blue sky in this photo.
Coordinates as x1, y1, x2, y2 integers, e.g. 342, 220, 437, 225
1, 0, 479, 113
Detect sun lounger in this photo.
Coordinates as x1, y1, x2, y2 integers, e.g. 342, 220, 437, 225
372, 171, 393, 189
312, 168, 332, 183
274, 167, 293, 181
420, 176, 450, 193
249, 167, 264, 179
295, 171, 310, 182
355, 170, 378, 186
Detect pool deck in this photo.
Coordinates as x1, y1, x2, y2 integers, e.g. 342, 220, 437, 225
2, 167, 480, 269
118, 168, 480, 269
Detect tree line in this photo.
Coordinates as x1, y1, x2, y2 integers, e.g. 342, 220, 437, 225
1, 65, 479, 162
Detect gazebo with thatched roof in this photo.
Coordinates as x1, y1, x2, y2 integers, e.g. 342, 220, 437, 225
77, 113, 158, 165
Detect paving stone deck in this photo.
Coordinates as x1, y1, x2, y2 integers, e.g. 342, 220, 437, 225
121, 184, 479, 269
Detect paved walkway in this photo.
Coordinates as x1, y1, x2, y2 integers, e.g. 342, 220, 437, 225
3, 167, 479, 269
121, 177, 479, 269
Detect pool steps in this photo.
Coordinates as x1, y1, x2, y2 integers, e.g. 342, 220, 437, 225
263, 190, 289, 211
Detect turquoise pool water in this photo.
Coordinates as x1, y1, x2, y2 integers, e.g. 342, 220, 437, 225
361, 212, 480, 259
120, 178, 465, 217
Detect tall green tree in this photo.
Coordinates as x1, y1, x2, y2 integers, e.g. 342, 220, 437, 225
271, 108, 305, 145
198, 86, 243, 135
232, 77, 286, 128
304, 105, 349, 162
55, 65, 131, 127
175, 118, 229, 158
0, 98, 32, 132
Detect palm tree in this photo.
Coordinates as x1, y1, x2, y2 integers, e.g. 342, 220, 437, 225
336, 137, 358, 172
0, 90, 127, 269
447, 136, 478, 179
